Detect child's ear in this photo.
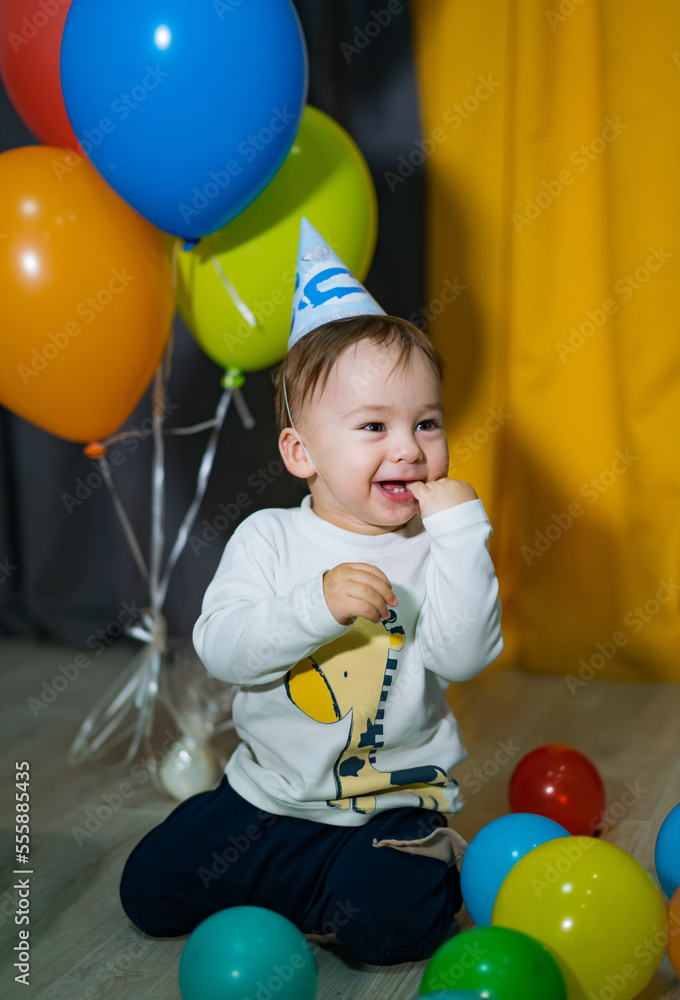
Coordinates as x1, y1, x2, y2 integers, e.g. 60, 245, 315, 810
278, 428, 316, 480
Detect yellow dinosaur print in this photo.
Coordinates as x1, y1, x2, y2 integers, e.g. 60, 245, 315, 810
284, 610, 451, 814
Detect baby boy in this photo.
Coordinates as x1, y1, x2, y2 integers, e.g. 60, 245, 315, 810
119, 219, 504, 967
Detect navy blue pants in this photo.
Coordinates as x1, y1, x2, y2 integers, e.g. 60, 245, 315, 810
119, 775, 463, 966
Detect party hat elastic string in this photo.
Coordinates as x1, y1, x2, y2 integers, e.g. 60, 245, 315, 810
282, 370, 320, 477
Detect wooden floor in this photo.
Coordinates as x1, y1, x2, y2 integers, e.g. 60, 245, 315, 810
2, 636, 680, 1000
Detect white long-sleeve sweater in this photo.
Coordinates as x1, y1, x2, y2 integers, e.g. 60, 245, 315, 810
193, 493, 503, 826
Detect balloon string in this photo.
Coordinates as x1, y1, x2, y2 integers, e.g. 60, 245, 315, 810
207, 256, 258, 430
166, 418, 220, 435
98, 456, 149, 581
163, 325, 175, 382
94, 408, 215, 446
171, 238, 179, 299
69, 646, 149, 762
97, 428, 152, 446
70, 338, 254, 771
71, 240, 265, 771
156, 384, 234, 608
210, 255, 261, 329
68, 609, 167, 771
150, 364, 166, 606
232, 387, 256, 429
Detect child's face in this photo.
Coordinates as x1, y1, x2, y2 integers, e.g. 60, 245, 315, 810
282, 339, 449, 534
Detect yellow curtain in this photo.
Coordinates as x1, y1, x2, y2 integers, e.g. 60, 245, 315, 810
412, 1, 680, 682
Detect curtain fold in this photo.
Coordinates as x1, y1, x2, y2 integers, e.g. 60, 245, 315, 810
413, 0, 680, 681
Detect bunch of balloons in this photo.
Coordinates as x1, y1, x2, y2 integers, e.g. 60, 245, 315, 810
438, 746, 671, 1000
0, 0, 378, 446
174, 792, 680, 1000
0, 0, 379, 776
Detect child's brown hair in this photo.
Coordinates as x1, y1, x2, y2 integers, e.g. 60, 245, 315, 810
271, 314, 445, 436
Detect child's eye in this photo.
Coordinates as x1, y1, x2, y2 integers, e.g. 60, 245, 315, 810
359, 420, 440, 432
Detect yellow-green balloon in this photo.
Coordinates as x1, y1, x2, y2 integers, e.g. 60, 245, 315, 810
491, 837, 667, 1000
173, 104, 377, 373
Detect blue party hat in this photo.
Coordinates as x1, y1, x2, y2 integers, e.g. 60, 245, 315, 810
288, 218, 385, 350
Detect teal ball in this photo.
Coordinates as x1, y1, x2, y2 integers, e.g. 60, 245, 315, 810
178, 906, 318, 1000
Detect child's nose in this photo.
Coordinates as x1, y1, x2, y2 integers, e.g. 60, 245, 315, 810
390, 431, 425, 463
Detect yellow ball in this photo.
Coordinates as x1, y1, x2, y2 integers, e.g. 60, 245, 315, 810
491, 836, 667, 1000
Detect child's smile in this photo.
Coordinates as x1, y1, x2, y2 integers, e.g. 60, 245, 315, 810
373, 481, 419, 503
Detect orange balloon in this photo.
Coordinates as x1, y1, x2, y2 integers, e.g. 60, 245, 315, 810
0, 146, 174, 443
669, 887, 680, 979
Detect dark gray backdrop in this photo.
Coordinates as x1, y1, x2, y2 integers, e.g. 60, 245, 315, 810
0, 1, 426, 649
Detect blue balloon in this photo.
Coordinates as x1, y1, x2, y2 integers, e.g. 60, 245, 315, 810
60, 0, 308, 242
655, 802, 680, 899
178, 906, 318, 1000
460, 813, 569, 926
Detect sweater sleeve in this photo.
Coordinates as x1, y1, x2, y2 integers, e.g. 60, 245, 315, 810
416, 498, 504, 681
192, 518, 352, 685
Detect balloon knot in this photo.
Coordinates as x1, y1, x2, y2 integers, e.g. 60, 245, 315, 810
183, 238, 200, 252
84, 442, 107, 458
221, 367, 245, 390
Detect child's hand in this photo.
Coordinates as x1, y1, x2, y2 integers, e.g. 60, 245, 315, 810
323, 563, 399, 626
409, 478, 478, 518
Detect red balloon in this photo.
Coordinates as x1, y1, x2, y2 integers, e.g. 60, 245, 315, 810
0, 0, 79, 147
508, 744, 606, 836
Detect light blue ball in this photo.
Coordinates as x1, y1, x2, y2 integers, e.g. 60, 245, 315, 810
655, 802, 680, 899
460, 813, 569, 926
178, 906, 318, 1000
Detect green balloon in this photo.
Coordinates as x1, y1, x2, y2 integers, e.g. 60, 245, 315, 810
178, 906, 318, 1000
407, 993, 487, 999
419, 926, 567, 1000
174, 103, 377, 374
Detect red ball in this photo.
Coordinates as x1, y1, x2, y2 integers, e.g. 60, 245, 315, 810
508, 744, 606, 835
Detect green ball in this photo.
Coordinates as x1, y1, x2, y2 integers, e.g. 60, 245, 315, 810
407, 993, 487, 999
419, 926, 566, 1000
178, 906, 318, 1000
